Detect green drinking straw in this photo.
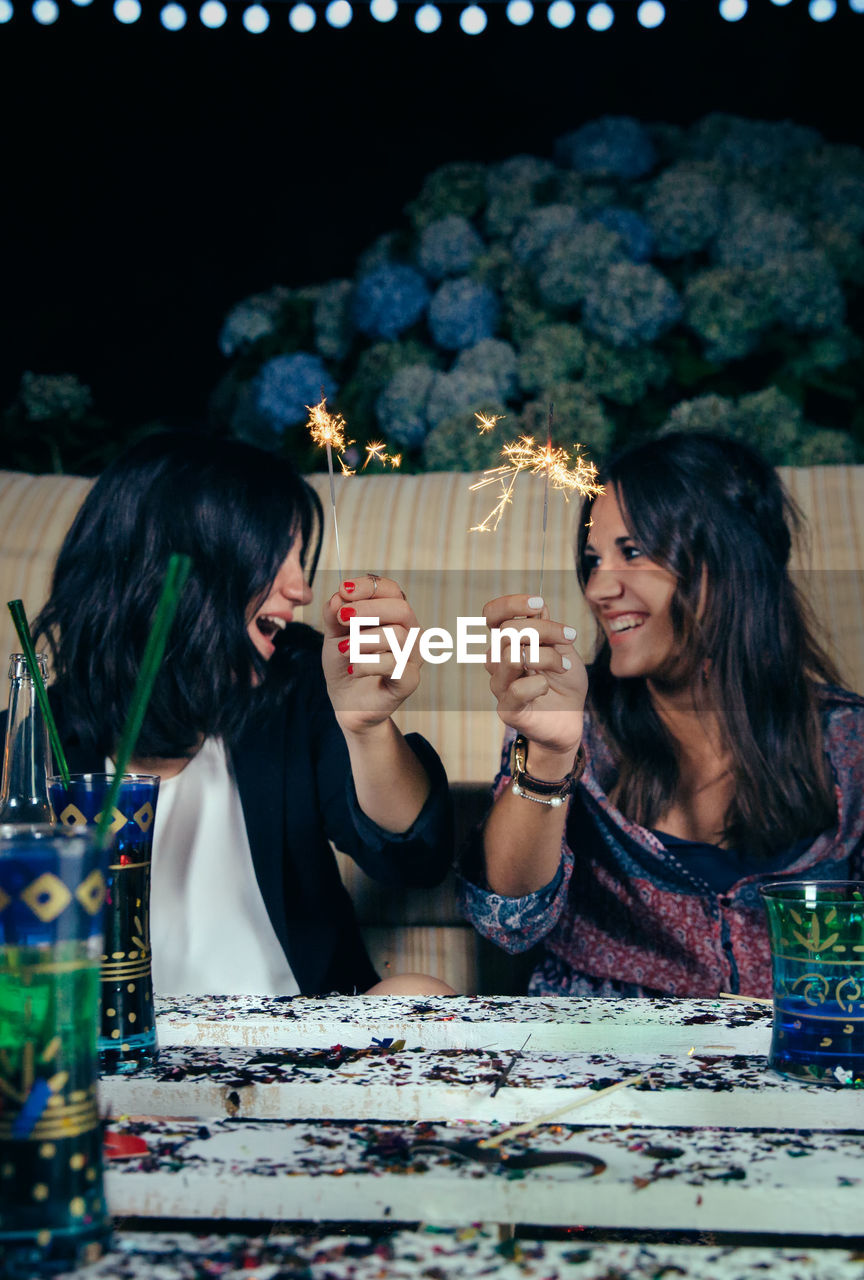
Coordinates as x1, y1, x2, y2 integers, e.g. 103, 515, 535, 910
96, 553, 192, 847
7, 598, 71, 788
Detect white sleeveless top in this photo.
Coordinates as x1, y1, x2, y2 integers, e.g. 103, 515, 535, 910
144, 738, 299, 997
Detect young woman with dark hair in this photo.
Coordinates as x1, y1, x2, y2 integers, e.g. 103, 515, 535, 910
33, 432, 454, 997
461, 432, 864, 998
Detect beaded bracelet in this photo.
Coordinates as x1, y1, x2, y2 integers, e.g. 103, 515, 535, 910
510, 734, 586, 808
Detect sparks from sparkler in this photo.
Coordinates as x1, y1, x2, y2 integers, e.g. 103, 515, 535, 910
306, 396, 349, 580
306, 398, 403, 581
469, 431, 603, 538
474, 410, 504, 435
362, 441, 402, 471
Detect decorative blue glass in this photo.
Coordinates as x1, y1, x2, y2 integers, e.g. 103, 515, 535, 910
760, 880, 864, 1086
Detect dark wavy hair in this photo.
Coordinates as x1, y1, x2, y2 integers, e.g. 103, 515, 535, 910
35, 431, 323, 759
575, 432, 841, 855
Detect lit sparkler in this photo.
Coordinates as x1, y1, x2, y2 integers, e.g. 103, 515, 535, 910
306, 398, 403, 580
469, 434, 603, 533
306, 396, 350, 580
474, 410, 505, 434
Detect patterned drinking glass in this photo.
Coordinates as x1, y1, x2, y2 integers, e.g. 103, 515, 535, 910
49, 773, 160, 1075
759, 879, 864, 1086
0, 825, 112, 1275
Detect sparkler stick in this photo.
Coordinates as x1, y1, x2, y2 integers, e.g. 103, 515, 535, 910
306, 400, 402, 582
539, 402, 553, 598
305, 397, 349, 581
479, 1073, 645, 1149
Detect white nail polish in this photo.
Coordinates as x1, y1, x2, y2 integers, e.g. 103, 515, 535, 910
563, 626, 577, 641
562, 656, 572, 671
527, 596, 544, 609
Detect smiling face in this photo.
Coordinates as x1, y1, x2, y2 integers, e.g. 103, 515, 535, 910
246, 542, 313, 661
583, 486, 679, 681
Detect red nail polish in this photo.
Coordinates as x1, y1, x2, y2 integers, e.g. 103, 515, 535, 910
343, 581, 355, 593
347, 664, 354, 675
339, 606, 356, 623
338, 638, 350, 653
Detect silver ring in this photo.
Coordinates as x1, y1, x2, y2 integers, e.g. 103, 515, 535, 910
368, 572, 380, 597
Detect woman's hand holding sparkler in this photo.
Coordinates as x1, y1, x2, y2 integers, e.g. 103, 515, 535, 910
481, 594, 586, 897
483, 593, 587, 759
322, 574, 432, 834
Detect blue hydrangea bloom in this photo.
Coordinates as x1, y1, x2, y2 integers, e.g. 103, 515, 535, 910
375, 364, 436, 446
583, 263, 682, 349
254, 353, 337, 434
352, 264, 431, 340
511, 205, 582, 266
592, 208, 654, 263
428, 278, 499, 351
419, 215, 484, 280
454, 338, 518, 400
555, 117, 656, 180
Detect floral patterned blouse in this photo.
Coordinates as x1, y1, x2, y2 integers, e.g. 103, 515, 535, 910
459, 687, 864, 998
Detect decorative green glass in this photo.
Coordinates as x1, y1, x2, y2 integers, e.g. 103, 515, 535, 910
0, 826, 111, 1275
49, 773, 160, 1075
759, 880, 864, 1086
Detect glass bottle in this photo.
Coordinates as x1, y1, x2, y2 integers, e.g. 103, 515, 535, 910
0, 652, 56, 827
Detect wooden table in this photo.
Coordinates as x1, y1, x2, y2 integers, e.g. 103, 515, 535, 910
70, 995, 864, 1279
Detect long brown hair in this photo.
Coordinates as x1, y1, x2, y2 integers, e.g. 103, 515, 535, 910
576, 432, 842, 855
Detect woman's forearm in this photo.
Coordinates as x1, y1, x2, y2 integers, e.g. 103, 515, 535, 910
341, 718, 431, 833
482, 742, 577, 896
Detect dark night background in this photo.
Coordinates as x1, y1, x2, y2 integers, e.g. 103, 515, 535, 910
0, 0, 859, 447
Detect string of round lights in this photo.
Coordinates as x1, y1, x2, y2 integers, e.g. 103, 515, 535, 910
1, 0, 860, 30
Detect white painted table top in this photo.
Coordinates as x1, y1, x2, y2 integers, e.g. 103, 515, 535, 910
63, 1226, 864, 1280
93, 995, 864, 1239
154, 993, 774, 1054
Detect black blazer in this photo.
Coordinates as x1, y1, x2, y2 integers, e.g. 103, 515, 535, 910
11, 660, 453, 995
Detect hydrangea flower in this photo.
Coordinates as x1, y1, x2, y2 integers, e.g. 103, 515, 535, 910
812, 220, 864, 286
511, 205, 582, 266
18, 372, 92, 422
592, 207, 654, 262
423, 409, 508, 472
375, 364, 437, 446
419, 215, 485, 280
314, 280, 355, 360
218, 286, 293, 357
555, 117, 656, 180
764, 250, 846, 334
661, 393, 738, 437
794, 428, 859, 465
687, 114, 822, 171
406, 162, 488, 231
454, 338, 518, 400
643, 165, 725, 258
734, 387, 804, 464
425, 367, 503, 430
582, 340, 671, 406
253, 353, 337, 434
487, 155, 557, 197
483, 156, 557, 240
713, 194, 810, 269
583, 263, 682, 349
352, 264, 431, 340
517, 323, 586, 395
816, 172, 864, 237
519, 383, 615, 459
428, 277, 499, 351
535, 224, 624, 311
684, 267, 773, 363
661, 387, 804, 465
